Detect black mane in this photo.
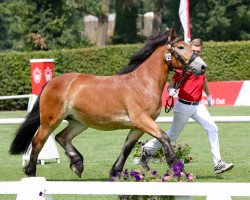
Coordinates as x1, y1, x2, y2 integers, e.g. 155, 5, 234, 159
117, 31, 171, 75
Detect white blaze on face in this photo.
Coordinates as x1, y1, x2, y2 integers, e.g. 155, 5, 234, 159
189, 45, 207, 75
189, 56, 207, 75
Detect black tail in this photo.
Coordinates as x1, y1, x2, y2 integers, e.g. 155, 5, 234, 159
9, 96, 41, 155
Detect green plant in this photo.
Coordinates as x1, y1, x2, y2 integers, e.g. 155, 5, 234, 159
172, 143, 192, 164
132, 142, 192, 164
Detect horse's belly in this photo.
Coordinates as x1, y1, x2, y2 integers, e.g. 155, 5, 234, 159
90, 122, 132, 131
76, 114, 132, 131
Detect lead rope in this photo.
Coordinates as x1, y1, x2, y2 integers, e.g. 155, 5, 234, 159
165, 96, 174, 113
164, 69, 189, 113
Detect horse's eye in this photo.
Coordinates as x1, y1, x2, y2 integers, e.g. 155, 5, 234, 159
178, 46, 184, 50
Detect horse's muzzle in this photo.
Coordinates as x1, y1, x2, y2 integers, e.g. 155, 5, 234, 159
200, 65, 207, 74
191, 64, 207, 76
189, 57, 207, 76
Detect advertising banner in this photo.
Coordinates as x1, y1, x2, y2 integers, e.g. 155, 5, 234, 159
30, 59, 54, 95
162, 81, 250, 107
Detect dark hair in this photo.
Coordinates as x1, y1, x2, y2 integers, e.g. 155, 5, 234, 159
117, 31, 171, 75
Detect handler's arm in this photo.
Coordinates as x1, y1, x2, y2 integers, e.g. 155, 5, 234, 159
167, 81, 176, 91
203, 77, 212, 106
203, 77, 210, 96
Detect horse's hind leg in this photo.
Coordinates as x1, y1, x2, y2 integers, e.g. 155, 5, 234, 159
25, 125, 56, 176
110, 129, 144, 177
55, 119, 88, 178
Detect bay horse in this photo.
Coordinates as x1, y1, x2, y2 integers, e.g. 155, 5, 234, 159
9, 29, 207, 178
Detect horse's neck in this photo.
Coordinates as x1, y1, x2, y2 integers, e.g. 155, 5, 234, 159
136, 45, 168, 92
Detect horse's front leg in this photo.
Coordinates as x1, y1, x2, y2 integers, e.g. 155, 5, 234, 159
133, 115, 180, 167
110, 129, 144, 177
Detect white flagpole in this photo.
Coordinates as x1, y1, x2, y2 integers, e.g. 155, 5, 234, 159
179, 0, 191, 43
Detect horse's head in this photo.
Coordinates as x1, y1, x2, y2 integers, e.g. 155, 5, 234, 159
164, 29, 207, 75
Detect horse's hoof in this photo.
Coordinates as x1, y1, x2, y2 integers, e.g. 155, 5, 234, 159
109, 171, 116, 177
71, 165, 83, 178
109, 169, 121, 177
69, 153, 84, 178
24, 166, 36, 177
27, 174, 36, 177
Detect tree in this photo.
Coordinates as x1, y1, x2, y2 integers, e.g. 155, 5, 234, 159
0, 0, 29, 50
112, 0, 140, 44
0, 10, 9, 50
0, 0, 249, 51
191, 0, 250, 41
0, 0, 91, 51
152, 0, 163, 35
160, 0, 249, 41
96, 0, 110, 46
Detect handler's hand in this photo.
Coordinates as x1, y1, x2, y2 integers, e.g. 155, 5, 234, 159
168, 88, 177, 97
207, 95, 212, 107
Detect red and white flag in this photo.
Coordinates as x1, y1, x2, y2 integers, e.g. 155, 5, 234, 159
179, 0, 191, 43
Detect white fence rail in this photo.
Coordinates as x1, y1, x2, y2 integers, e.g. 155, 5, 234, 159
44, 182, 250, 196
1, 116, 250, 125
0, 94, 37, 113
1, 94, 250, 124
156, 116, 250, 123
0, 94, 35, 100
0, 178, 250, 199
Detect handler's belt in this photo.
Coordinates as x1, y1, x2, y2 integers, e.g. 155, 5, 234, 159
179, 98, 199, 106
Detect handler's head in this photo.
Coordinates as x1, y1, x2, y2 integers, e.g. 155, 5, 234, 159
190, 38, 203, 57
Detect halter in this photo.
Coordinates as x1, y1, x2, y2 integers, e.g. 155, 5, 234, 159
164, 38, 198, 113
165, 38, 198, 74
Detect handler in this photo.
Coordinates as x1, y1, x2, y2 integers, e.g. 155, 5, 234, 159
140, 38, 234, 174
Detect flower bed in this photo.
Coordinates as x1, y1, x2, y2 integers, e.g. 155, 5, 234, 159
110, 141, 195, 199
110, 162, 195, 200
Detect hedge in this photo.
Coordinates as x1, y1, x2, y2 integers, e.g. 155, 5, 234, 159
0, 41, 250, 110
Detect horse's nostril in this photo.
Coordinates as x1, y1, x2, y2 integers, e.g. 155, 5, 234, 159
201, 65, 206, 70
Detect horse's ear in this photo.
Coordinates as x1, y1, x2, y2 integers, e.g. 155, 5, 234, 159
168, 28, 176, 41
167, 28, 173, 42
172, 28, 176, 36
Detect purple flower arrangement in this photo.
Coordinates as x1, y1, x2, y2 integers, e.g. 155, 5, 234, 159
110, 161, 195, 183
110, 162, 195, 200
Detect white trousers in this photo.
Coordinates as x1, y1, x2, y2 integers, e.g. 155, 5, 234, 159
144, 99, 222, 165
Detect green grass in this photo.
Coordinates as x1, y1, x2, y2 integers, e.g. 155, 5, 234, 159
0, 106, 250, 200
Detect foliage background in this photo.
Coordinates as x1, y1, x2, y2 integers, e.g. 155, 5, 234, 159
0, 40, 250, 110
0, 0, 249, 51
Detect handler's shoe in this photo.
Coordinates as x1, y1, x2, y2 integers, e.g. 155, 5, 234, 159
214, 161, 234, 174
139, 147, 152, 168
